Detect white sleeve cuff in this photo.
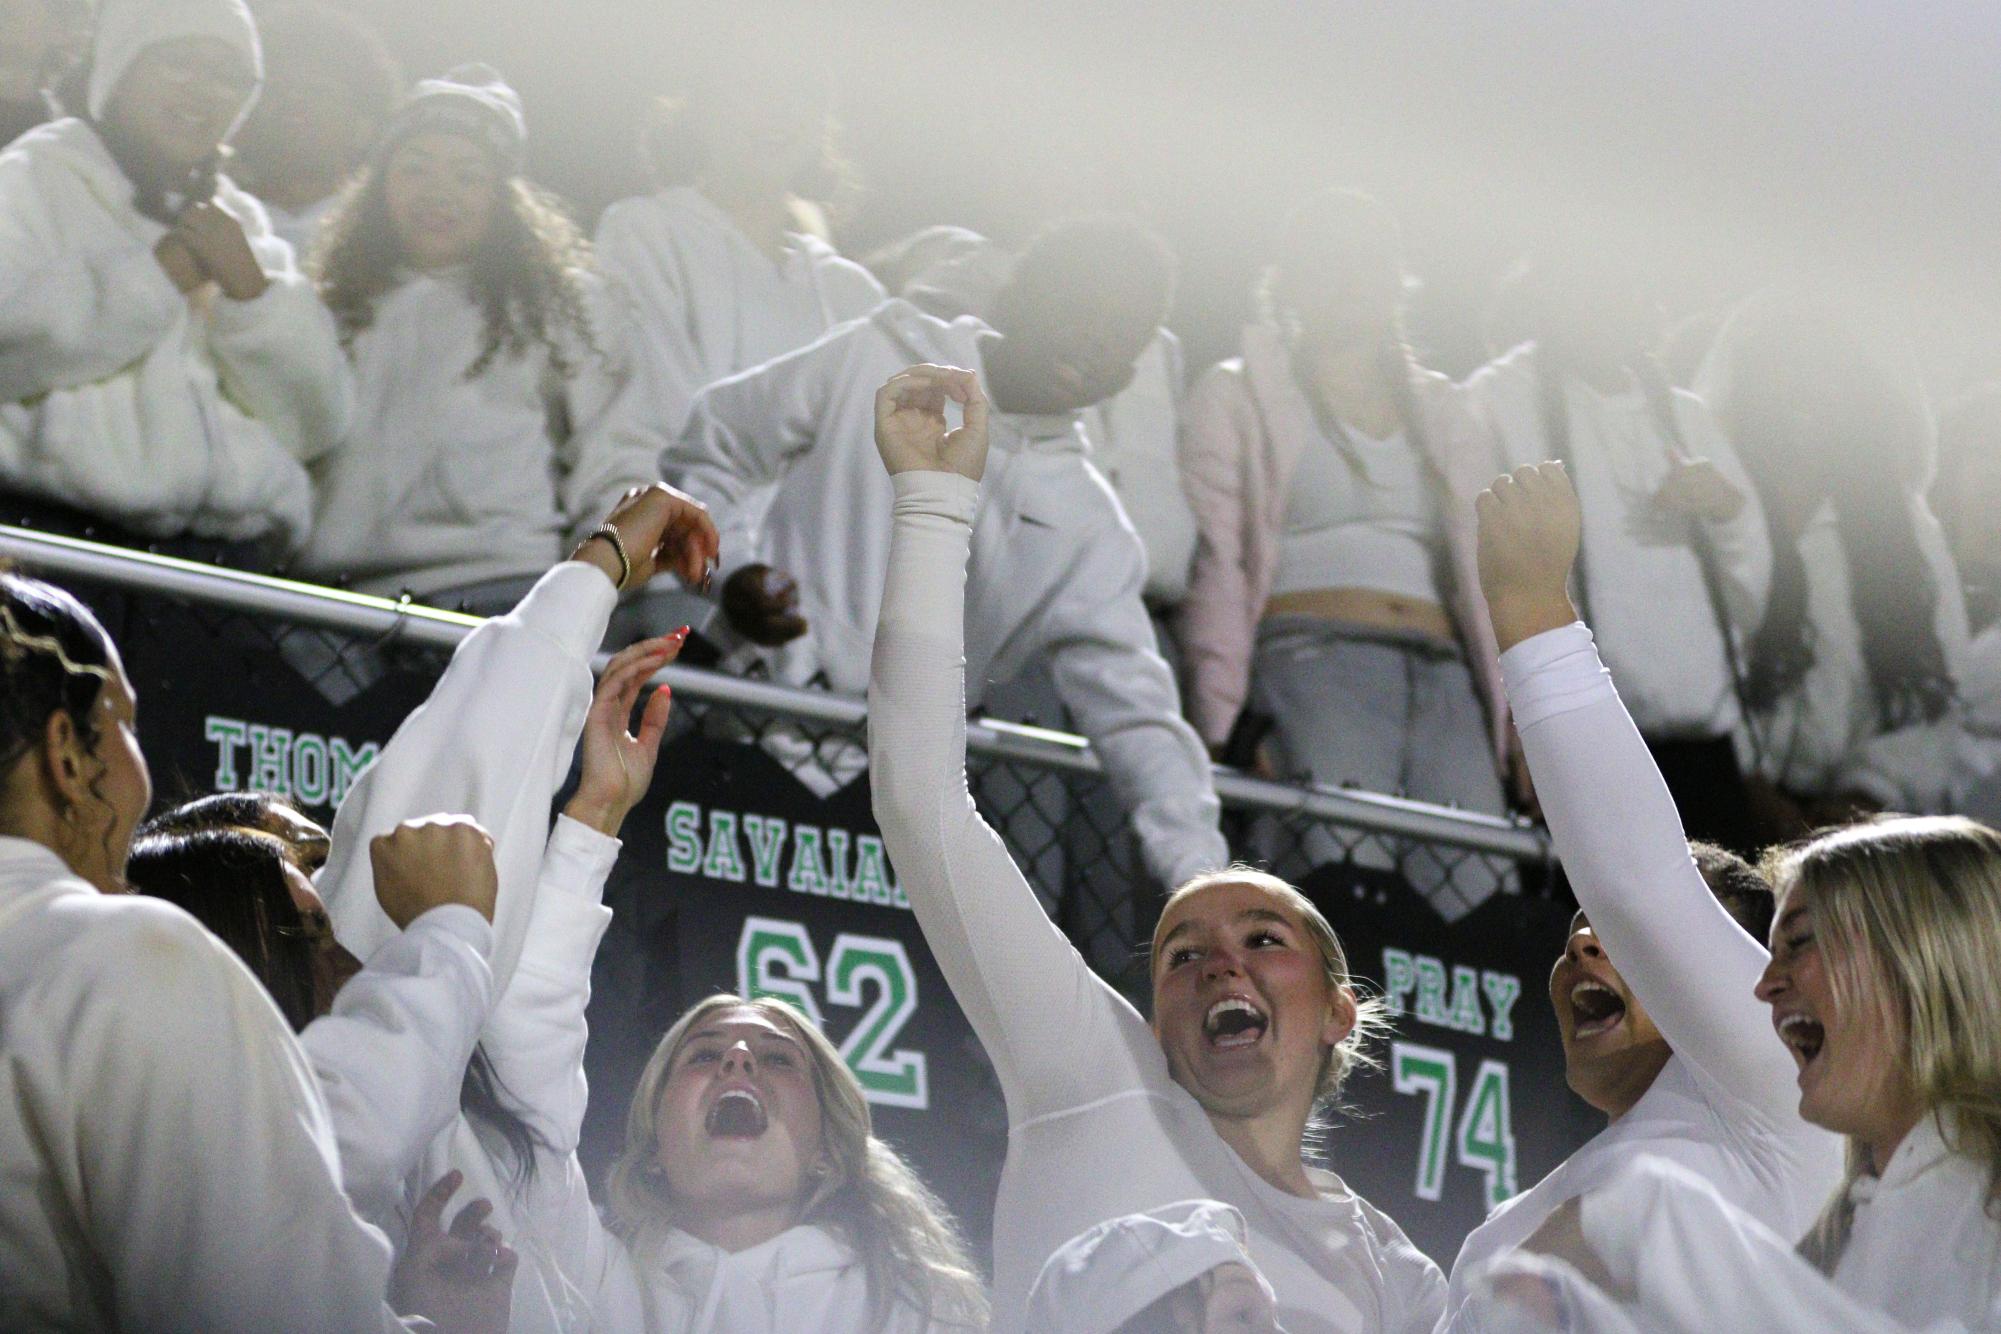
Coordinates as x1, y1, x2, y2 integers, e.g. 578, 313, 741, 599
890, 469, 981, 525
517, 561, 620, 656
546, 814, 623, 897
1498, 622, 1615, 731
402, 903, 494, 959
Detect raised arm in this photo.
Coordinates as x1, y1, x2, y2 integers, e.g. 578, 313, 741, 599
1478, 463, 1798, 1123
320, 485, 716, 996
867, 365, 1157, 1126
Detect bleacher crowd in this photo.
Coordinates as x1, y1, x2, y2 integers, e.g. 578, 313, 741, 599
3, 1, 2000, 1331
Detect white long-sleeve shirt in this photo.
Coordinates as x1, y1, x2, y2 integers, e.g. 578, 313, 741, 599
1472, 1123, 2001, 1332
473, 809, 967, 1332
868, 470, 1445, 1334
1447, 624, 1843, 1314
595, 185, 886, 439
1082, 331, 1200, 606
0, 118, 351, 550
669, 299, 1227, 887
298, 902, 495, 1226
0, 838, 409, 1332
1466, 346, 1770, 738
1749, 496, 1972, 812
296, 272, 664, 598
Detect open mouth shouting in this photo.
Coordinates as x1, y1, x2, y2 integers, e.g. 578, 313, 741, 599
1204, 996, 1270, 1051
705, 1088, 769, 1139
1774, 1010, 1826, 1074
1568, 979, 1628, 1040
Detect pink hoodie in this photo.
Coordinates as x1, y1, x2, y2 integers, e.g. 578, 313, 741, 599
1174, 323, 1510, 765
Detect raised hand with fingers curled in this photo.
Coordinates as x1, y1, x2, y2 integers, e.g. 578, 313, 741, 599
571, 483, 721, 595
1475, 461, 1585, 655
872, 364, 990, 481
563, 630, 687, 836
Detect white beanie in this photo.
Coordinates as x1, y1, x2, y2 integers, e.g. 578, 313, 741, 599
379, 64, 528, 172
88, 0, 263, 124
1025, 1200, 1279, 1334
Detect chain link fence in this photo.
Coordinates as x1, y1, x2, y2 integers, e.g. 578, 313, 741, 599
2, 525, 1553, 998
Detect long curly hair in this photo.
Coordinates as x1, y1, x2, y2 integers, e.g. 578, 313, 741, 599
606, 994, 988, 1329
311, 159, 601, 380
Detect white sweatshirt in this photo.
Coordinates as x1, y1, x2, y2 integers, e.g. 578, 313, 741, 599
1446, 624, 1843, 1314
1465, 346, 1770, 739
475, 803, 968, 1331
1748, 497, 1972, 812
1082, 331, 1200, 606
296, 272, 665, 598
0, 119, 351, 550
1472, 1122, 2001, 1332
0, 837, 410, 1332
595, 185, 886, 438
298, 903, 495, 1227
670, 299, 1227, 887
868, 470, 1446, 1334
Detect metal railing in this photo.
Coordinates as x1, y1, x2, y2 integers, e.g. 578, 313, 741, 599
1, 524, 1551, 978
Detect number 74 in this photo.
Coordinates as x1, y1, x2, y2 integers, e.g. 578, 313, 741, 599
1390, 1041, 1518, 1208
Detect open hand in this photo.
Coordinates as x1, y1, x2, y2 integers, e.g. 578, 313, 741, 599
1653, 457, 1746, 522
369, 815, 499, 929
574, 483, 720, 593
1476, 462, 1584, 654
721, 564, 808, 647
565, 633, 684, 835
873, 364, 989, 481
171, 201, 267, 301
390, 1170, 517, 1334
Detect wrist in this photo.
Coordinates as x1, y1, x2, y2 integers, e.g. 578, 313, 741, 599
1487, 589, 1579, 654
564, 792, 629, 836
569, 537, 625, 590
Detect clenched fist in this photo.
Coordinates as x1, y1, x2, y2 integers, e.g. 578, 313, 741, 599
369, 814, 499, 929
1476, 462, 1584, 654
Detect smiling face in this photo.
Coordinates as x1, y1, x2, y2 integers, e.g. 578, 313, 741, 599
100, 36, 257, 178
1151, 879, 1355, 1122
1756, 889, 1923, 1157
651, 1003, 827, 1226
382, 131, 502, 271
1549, 911, 1669, 1118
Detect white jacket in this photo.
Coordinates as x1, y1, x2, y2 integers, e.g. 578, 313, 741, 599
1467, 1123, 2001, 1332
869, 472, 1446, 1334
595, 185, 886, 439
297, 272, 664, 598
0, 837, 409, 1332
0, 118, 351, 550
1466, 345, 1770, 739
669, 299, 1226, 887
1747, 496, 1971, 811
1447, 625, 1843, 1316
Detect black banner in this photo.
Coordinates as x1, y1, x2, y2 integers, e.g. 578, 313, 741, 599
74, 581, 1595, 1276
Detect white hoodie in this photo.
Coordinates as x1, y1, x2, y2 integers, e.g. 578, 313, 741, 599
595, 185, 886, 439
0, 118, 350, 549
669, 299, 1227, 887
297, 273, 665, 598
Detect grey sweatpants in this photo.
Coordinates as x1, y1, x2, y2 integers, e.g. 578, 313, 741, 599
1250, 616, 1511, 918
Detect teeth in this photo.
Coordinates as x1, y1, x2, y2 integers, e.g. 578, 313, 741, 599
1570, 981, 1616, 1003
1205, 997, 1265, 1029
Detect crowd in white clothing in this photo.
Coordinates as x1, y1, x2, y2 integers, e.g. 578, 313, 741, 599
4, 0, 2001, 1331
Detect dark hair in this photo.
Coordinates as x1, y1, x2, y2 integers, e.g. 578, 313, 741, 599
1690, 840, 1775, 942
0, 571, 117, 812
127, 827, 321, 1032
140, 790, 290, 840
313, 155, 601, 380
1716, 308, 1954, 729
992, 215, 1177, 336
462, 1048, 547, 1189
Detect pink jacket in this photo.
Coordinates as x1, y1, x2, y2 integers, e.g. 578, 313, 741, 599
1174, 323, 1510, 766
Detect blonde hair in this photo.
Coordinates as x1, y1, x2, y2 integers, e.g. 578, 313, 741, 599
605, 994, 987, 1328
1152, 865, 1392, 1112
1762, 817, 2001, 1271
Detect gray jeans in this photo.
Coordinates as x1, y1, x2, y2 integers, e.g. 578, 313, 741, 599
1250, 616, 1510, 918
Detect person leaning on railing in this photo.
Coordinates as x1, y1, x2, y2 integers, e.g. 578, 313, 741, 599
0, 0, 352, 566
